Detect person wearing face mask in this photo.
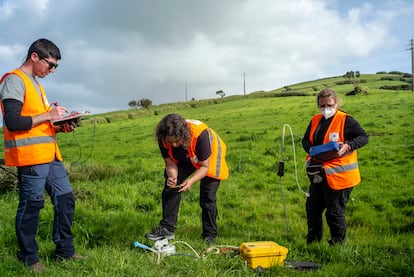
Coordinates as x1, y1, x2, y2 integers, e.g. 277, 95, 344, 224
302, 88, 368, 245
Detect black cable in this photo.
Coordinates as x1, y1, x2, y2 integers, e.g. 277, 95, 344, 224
69, 119, 97, 171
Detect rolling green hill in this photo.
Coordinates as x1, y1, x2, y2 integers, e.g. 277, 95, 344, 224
0, 71, 413, 276
81, 71, 412, 125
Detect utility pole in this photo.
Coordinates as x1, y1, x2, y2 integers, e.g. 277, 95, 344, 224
410, 39, 414, 91
243, 72, 246, 96
185, 83, 188, 101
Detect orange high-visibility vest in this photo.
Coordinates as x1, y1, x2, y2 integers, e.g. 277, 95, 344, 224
0, 69, 62, 166
309, 111, 360, 190
164, 119, 228, 180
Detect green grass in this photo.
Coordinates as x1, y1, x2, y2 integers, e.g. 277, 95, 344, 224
0, 73, 413, 276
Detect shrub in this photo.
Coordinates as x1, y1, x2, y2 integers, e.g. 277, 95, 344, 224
276, 91, 308, 97
345, 85, 369, 95
380, 77, 397, 81
379, 85, 412, 90
335, 80, 353, 85
140, 98, 152, 108
0, 163, 17, 192
388, 71, 404, 75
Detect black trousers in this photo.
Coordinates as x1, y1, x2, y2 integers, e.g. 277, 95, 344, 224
160, 162, 220, 239
306, 178, 353, 244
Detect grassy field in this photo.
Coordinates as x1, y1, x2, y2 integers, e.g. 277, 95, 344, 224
0, 73, 413, 276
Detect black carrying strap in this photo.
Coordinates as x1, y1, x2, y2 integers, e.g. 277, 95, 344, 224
312, 150, 338, 163
285, 260, 321, 271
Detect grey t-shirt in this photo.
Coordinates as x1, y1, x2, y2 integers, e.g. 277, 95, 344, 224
0, 74, 25, 102
0, 72, 42, 103
0, 72, 43, 130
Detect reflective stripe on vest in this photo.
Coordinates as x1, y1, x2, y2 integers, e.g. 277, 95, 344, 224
325, 162, 358, 175
210, 129, 224, 179
4, 135, 55, 148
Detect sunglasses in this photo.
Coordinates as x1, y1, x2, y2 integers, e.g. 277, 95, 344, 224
41, 57, 58, 70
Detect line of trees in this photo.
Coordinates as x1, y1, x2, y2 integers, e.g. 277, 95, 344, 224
128, 99, 152, 109
128, 89, 225, 109
343, 70, 369, 95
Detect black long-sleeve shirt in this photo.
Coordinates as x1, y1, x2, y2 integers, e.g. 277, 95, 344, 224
2, 98, 33, 131
302, 112, 368, 154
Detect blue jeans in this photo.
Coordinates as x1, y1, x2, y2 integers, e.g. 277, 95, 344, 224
16, 159, 75, 265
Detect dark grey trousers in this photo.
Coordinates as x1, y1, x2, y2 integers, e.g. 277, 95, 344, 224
306, 178, 353, 244
160, 162, 220, 239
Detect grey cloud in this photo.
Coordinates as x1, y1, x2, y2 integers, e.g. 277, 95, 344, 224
0, 0, 412, 114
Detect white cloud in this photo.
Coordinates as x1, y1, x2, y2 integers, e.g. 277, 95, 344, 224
0, 0, 412, 114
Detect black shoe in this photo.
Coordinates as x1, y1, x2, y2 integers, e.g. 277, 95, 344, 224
328, 238, 344, 246
145, 225, 175, 241
306, 235, 322, 244
203, 237, 216, 245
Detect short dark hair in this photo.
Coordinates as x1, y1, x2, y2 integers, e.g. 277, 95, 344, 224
26, 38, 61, 61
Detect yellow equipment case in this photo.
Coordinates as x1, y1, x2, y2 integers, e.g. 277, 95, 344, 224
239, 241, 288, 270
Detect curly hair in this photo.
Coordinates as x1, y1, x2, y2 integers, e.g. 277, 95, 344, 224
155, 114, 191, 148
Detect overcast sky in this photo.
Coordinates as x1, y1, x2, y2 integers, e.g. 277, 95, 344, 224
0, 0, 413, 115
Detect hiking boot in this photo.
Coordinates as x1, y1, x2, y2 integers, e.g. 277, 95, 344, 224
30, 262, 46, 273
145, 225, 175, 241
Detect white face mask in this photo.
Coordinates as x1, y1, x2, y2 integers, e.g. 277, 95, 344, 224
320, 107, 336, 119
